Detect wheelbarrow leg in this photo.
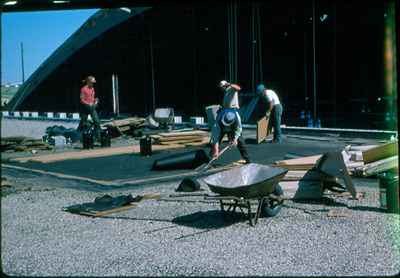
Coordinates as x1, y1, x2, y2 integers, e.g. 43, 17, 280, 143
254, 197, 267, 225
247, 200, 254, 226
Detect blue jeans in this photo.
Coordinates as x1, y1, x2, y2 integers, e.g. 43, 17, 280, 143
269, 104, 283, 142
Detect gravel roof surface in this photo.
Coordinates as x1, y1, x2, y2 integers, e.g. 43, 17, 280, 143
1, 169, 400, 277
1, 118, 399, 276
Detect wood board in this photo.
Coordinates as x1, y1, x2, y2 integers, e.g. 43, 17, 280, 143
11, 143, 185, 163
158, 130, 209, 137
362, 141, 398, 164
256, 116, 269, 144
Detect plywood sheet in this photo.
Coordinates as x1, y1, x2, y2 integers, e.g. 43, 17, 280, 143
256, 116, 269, 144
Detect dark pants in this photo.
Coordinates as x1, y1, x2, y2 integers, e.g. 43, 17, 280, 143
78, 104, 101, 140
268, 104, 283, 142
218, 133, 250, 162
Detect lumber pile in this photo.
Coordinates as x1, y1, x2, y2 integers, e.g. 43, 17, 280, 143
102, 117, 146, 136
151, 130, 210, 146
1, 136, 52, 152
345, 141, 398, 177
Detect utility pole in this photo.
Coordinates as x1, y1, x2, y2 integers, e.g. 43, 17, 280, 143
312, 0, 317, 122
20, 42, 25, 83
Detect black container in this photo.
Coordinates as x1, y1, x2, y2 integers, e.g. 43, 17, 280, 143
140, 136, 152, 156
152, 149, 210, 170
82, 127, 95, 149
100, 128, 111, 147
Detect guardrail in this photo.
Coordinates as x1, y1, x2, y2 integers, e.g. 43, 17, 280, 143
1, 111, 81, 121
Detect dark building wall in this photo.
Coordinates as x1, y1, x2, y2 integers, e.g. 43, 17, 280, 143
17, 1, 391, 129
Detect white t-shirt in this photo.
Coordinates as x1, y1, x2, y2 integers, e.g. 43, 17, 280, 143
223, 86, 240, 109
263, 89, 280, 106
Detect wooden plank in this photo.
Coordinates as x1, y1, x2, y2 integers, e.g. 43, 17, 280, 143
10, 143, 186, 163
158, 130, 209, 137
158, 138, 205, 145
256, 116, 269, 144
78, 204, 138, 217
274, 154, 322, 166
157, 135, 207, 142
184, 138, 210, 147
362, 141, 398, 164
327, 209, 351, 218
349, 145, 378, 152
358, 155, 398, 177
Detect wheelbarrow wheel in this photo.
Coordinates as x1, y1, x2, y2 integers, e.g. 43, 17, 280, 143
262, 184, 284, 217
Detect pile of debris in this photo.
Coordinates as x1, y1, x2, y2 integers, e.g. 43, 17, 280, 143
1, 136, 52, 152
150, 130, 210, 147
272, 140, 398, 200
102, 117, 146, 137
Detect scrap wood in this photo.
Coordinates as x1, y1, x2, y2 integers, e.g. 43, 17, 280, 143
327, 209, 351, 218
158, 138, 205, 145
154, 135, 207, 142
348, 145, 378, 152
158, 130, 209, 137
274, 154, 322, 167
64, 192, 160, 217
362, 141, 398, 164
354, 155, 398, 177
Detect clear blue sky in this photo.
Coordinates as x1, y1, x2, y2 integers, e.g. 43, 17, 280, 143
1, 9, 99, 85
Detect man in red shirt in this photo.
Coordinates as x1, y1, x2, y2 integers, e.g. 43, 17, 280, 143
78, 75, 101, 141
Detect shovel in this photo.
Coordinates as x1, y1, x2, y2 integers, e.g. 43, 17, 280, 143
176, 144, 232, 192
195, 144, 232, 172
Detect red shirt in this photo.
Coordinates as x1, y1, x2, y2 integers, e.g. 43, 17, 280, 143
80, 85, 96, 105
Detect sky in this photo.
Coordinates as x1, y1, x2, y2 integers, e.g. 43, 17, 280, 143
1, 9, 99, 85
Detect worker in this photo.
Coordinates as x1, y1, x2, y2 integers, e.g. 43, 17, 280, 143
210, 108, 251, 164
77, 75, 101, 141
218, 80, 242, 110
256, 84, 283, 143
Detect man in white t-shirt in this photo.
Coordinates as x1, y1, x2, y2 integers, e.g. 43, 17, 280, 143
218, 80, 241, 110
256, 84, 283, 143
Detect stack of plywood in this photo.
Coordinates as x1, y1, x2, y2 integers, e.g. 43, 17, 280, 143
1, 136, 52, 152
151, 130, 210, 146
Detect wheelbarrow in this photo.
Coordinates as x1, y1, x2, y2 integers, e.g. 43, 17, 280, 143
201, 163, 288, 226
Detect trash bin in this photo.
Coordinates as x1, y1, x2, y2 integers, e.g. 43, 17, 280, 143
140, 136, 152, 156
100, 128, 111, 147
378, 170, 399, 214
82, 126, 95, 149
152, 149, 210, 170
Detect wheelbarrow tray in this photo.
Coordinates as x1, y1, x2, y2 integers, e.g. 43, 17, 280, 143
202, 163, 288, 199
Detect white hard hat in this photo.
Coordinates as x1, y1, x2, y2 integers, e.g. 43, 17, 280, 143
219, 80, 229, 87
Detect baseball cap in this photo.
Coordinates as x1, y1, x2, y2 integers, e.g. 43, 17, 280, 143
221, 111, 236, 127
256, 84, 265, 94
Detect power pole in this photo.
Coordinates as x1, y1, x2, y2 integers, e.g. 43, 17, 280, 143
20, 42, 25, 83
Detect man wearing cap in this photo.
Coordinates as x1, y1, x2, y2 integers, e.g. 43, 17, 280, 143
218, 80, 242, 110
78, 75, 101, 141
256, 84, 283, 143
210, 108, 251, 163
